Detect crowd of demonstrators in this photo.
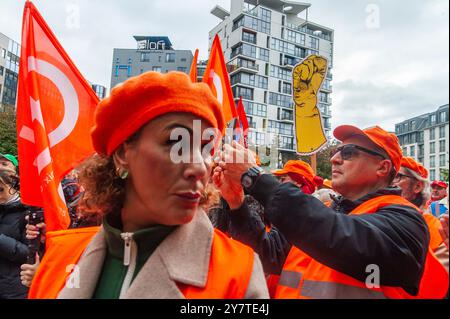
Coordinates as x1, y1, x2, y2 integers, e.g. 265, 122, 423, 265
0, 155, 30, 299
28, 71, 268, 299
2, 70, 449, 300
212, 126, 448, 299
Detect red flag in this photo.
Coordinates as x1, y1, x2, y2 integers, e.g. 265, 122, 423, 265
189, 49, 199, 82
236, 97, 249, 148
203, 35, 238, 125
17, 1, 98, 231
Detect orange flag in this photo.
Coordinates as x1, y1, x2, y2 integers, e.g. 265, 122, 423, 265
236, 97, 249, 148
203, 35, 238, 125
189, 48, 199, 82
16, 1, 98, 231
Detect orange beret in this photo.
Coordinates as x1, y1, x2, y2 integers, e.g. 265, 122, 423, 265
401, 157, 428, 179
91, 71, 225, 155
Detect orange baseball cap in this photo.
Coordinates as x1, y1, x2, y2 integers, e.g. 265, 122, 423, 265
91, 71, 225, 156
272, 160, 317, 187
333, 125, 403, 172
322, 179, 333, 189
400, 157, 428, 179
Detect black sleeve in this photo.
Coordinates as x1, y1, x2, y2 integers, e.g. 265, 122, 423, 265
249, 175, 429, 296
0, 233, 29, 264
228, 196, 292, 275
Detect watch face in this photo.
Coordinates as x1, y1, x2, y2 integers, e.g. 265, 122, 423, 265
242, 175, 253, 189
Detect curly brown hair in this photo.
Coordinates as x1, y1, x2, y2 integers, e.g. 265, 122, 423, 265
77, 154, 125, 217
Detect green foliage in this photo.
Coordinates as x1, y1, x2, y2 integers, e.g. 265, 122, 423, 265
0, 107, 17, 155
441, 168, 449, 182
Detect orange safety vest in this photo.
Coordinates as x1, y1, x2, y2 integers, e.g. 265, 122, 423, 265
29, 227, 254, 299
422, 213, 444, 252
274, 195, 449, 299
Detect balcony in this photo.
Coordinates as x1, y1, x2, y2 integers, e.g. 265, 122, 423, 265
278, 113, 294, 122
227, 59, 259, 76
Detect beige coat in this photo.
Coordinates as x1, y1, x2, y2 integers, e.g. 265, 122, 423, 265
58, 210, 269, 299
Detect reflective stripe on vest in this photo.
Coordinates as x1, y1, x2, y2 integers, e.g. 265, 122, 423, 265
274, 195, 449, 299
29, 227, 254, 299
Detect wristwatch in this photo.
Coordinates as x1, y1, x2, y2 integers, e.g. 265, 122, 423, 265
241, 166, 264, 191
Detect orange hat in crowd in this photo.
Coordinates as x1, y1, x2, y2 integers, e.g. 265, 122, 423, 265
91, 71, 225, 156
333, 125, 403, 172
431, 181, 448, 189
272, 160, 322, 193
401, 157, 428, 179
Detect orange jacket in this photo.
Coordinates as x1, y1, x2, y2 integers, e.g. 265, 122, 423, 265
29, 227, 254, 299
274, 195, 449, 299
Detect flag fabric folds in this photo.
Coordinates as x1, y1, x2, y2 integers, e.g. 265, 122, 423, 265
202, 35, 238, 126
189, 48, 199, 82
16, 1, 98, 231
236, 97, 249, 148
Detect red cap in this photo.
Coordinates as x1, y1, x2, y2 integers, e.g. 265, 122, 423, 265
333, 125, 403, 172
91, 71, 225, 155
431, 181, 448, 189
401, 157, 428, 179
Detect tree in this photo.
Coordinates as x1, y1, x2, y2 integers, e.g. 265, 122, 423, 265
440, 168, 449, 182
0, 107, 17, 155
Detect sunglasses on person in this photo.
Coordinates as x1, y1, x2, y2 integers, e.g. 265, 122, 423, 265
331, 144, 387, 161
393, 173, 416, 183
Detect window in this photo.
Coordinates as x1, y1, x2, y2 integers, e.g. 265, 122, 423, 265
242, 30, 257, 44
440, 112, 447, 123
1, 48, 6, 58
439, 140, 446, 153
166, 53, 175, 63
152, 66, 162, 73
233, 86, 253, 100
279, 136, 294, 150
268, 120, 293, 135
181, 58, 187, 62
402, 147, 407, 156
430, 128, 435, 140
248, 131, 266, 146
439, 126, 445, 138
430, 114, 437, 125
410, 145, 415, 157
310, 37, 319, 50
258, 48, 269, 62
430, 170, 435, 182
439, 154, 446, 167
230, 72, 268, 89
419, 144, 424, 156
269, 92, 294, 108
0, 66, 3, 76
270, 65, 291, 81
140, 52, 150, 62
177, 67, 187, 73
430, 142, 435, 154
242, 100, 267, 117
430, 155, 435, 168
282, 82, 292, 95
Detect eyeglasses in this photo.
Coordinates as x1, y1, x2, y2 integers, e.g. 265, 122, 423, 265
393, 173, 416, 183
331, 144, 387, 161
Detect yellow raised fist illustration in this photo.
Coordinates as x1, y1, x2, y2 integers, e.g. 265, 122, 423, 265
293, 55, 328, 155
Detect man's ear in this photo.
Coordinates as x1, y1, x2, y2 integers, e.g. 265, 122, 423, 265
413, 181, 424, 194
376, 159, 393, 179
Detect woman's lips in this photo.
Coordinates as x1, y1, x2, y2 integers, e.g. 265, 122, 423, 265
175, 192, 201, 204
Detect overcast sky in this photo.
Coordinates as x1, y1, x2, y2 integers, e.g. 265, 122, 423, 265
0, 0, 448, 131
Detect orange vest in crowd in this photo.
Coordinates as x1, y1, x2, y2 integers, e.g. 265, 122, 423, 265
28, 228, 254, 299
274, 195, 449, 299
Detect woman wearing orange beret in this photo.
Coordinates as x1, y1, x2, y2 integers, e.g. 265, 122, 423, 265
29, 71, 268, 299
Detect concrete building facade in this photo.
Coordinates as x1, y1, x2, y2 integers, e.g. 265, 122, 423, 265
209, 0, 334, 166
0, 32, 20, 112
110, 36, 193, 90
396, 104, 449, 182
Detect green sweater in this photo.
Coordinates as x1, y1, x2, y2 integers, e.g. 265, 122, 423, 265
93, 214, 176, 299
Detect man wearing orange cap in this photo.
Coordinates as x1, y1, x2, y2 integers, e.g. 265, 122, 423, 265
393, 157, 430, 211
214, 125, 448, 298
394, 157, 448, 273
